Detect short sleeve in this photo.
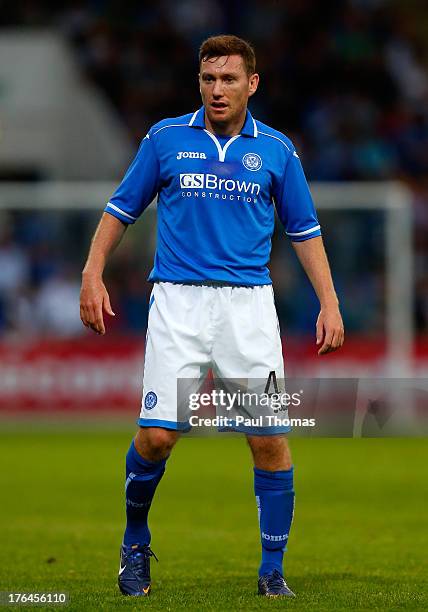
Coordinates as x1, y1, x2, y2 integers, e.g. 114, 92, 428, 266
104, 134, 160, 224
273, 148, 321, 242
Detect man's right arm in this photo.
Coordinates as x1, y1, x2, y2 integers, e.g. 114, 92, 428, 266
81, 128, 160, 334
80, 212, 127, 335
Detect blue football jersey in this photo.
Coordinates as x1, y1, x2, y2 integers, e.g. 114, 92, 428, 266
105, 106, 321, 285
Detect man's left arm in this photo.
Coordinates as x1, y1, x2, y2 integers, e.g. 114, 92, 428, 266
273, 141, 344, 355
292, 236, 344, 355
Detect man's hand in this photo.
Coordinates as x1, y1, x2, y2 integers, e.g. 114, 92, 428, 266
316, 306, 344, 355
80, 213, 126, 335
80, 273, 115, 335
291, 237, 344, 356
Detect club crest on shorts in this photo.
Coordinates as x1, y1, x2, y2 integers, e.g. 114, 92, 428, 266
242, 152, 262, 171
144, 391, 157, 410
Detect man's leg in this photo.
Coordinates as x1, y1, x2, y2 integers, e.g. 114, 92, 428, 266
246, 434, 295, 597
119, 427, 179, 596
124, 427, 179, 546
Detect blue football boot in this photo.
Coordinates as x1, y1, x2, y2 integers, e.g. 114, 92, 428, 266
258, 569, 295, 597
118, 543, 158, 596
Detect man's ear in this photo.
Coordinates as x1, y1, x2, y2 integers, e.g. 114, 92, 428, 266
248, 73, 260, 97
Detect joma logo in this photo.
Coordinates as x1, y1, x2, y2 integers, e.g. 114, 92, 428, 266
177, 151, 207, 160
262, 532, 288, 542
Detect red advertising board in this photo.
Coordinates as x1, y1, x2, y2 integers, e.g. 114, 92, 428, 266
0, 336, 426, 411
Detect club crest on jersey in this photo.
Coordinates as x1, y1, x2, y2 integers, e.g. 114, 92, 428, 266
144, 391, 157, 410
242, 152, 262, 171
177, 151, 207, 160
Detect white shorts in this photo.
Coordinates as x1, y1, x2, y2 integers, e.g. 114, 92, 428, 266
138, 282, 290, 435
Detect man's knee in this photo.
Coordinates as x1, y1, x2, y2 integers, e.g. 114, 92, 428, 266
134, 427, 179, 462
246, 435, 292, 471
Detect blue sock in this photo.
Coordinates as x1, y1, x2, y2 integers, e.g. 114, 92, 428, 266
254, 466, 295, 577
123, 441, 166, 547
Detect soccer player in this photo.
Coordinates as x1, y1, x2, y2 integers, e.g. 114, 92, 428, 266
80, 35, 344, 598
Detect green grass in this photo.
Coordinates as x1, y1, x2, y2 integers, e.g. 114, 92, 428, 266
0, 428, 427, 611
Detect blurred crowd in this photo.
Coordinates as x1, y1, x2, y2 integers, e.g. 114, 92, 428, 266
0, 0, 427, 336
0, 210, 155, 337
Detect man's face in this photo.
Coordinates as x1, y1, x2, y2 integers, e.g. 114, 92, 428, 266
199, 54, 259, 127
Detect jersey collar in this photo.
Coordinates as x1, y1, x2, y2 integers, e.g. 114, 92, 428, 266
188, 106, 258, 138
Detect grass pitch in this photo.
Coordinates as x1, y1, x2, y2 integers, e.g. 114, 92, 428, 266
0, 425, 427, 611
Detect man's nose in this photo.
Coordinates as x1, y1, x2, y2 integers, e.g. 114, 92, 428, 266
212, 79, 224, 97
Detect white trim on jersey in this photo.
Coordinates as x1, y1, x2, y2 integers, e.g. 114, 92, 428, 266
252, 117, 258, 137
286, 224, 321, 237
188, 110, 198, 126
203, 130, 241, 162
106, 202, 137, 220
152, 124, 188, 136
258, 130, 291, 151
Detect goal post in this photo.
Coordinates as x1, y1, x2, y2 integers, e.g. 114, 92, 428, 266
311, 182, 413, 376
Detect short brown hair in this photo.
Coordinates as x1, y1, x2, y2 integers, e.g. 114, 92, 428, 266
199, 35, 256, 77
